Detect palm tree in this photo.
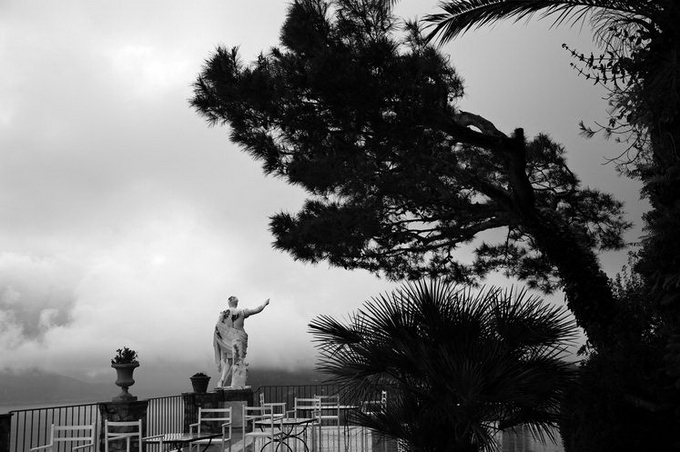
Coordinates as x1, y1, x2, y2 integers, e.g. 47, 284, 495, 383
309, 280, 578, 452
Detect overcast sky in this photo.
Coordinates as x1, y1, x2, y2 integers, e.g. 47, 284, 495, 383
1, 0, 645, 398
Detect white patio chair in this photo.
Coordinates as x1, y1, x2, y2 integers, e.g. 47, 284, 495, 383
104, 419, 143, 452
315, 395, 341, 452
30, 424, 96, 452
242, 405, 284, 452
189, 407, 233, 452
294, 398, 321, 452
361, 391, 387, 452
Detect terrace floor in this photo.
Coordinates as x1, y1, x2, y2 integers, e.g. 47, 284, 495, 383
194, 426, 393, 452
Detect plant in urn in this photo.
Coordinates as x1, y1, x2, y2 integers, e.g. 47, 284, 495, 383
111, 346, 140, 402
190, 372, 211, 393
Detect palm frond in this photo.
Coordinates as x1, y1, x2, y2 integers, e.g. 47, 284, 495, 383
424, 0, 650, 44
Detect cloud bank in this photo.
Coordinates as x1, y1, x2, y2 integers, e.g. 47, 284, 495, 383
0, 0, 643, 398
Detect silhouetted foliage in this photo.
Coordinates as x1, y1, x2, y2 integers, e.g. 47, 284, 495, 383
309, 280, 578, 452
426, 2, 680, 448
560, 255, 676, 451
191, 0, 630, 349
425, 0, 680, 381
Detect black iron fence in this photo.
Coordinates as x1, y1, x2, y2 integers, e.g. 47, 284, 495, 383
146, 395, 185, 437
4, 385, 345, 452
8, 402, 101, 452
0, 388, 562, 452
6, 395, 187, 452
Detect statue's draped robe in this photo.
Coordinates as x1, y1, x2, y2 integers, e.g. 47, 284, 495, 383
213, 309, 248, 387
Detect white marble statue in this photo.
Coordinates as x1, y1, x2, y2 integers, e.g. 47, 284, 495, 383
213, 295, 270, 388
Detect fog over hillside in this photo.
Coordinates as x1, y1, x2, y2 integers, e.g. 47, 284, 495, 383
0, 366, 323, 412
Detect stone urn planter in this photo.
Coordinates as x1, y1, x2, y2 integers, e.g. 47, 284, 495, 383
190, 372, 211, 393
111, 346, 139, 402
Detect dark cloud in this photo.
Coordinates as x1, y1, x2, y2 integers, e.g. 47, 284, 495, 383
0, 253, 80, 343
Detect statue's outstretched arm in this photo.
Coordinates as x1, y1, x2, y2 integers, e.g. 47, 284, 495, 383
245, 298, 270, 317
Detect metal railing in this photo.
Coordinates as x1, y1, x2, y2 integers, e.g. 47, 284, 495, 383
146, 395, 185, 437
4, 393, 558, 452
7, 394, 187, 452
4, 389, 563, 452
8, 403, 100, 452
6, 386, 358, 452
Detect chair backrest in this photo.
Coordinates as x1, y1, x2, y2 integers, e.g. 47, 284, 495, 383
266, 403, 287, 418
105, 420, 142, 436
197, 407, 232, 434
362, 390, 387, 414
242, 405, 278, 433
258, 393, 286, 417
51, 424, 97, 449
294, 398, 320, 420
315, 395, 340, 425
243, 405, 272, 420
315, 395, 339, 407
104, 420, 142, 452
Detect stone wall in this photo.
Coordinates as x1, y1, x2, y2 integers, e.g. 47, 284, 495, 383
98, 400, 149, 452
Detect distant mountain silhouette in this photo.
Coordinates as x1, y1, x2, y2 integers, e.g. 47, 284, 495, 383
248, 367, 327, 387
0, 366, 327, 412
0, 369, 112, 410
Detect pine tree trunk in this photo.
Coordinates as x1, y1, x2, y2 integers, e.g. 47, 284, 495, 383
527, 212, 617, 349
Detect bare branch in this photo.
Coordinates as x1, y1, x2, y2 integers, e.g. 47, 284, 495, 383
453, 110, 508, 138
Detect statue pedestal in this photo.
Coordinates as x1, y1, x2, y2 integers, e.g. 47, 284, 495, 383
183, 387, 253, 431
